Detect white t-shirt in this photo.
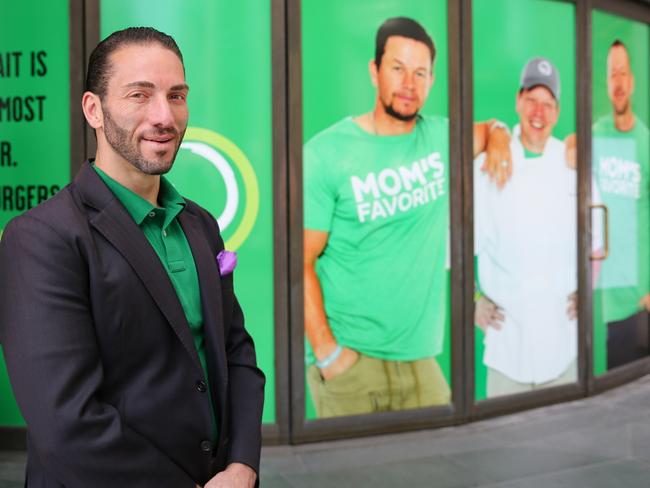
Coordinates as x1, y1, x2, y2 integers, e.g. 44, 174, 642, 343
474, 125, 577, 384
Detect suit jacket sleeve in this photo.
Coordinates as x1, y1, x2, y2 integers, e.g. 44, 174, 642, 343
202, 210, 265, 475
0, 215, 197, 488
224, 295, 265, 472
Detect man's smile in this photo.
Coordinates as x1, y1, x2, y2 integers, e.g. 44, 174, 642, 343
141, 133, 176, 147
530, 120, 545, 130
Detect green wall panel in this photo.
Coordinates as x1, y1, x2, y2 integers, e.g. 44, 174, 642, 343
0, 0, 71, 427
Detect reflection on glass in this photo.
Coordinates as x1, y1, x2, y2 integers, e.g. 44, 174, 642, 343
591, 25, 650, 373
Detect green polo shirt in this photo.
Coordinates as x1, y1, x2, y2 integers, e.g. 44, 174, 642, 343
93, 165, 217, 439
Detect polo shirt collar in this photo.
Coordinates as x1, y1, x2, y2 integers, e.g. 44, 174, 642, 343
93, 164, 186, 227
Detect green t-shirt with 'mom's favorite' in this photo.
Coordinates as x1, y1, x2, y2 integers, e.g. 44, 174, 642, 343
304, 115, 449, 361
592, 113, 650, 322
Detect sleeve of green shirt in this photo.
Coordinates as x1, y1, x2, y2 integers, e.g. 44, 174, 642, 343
303, 142, 336, 232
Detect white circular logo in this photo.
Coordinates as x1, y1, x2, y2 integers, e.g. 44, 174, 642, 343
180, 141, 239, 231
537, 60, 552, 77
174, 127, 260, 252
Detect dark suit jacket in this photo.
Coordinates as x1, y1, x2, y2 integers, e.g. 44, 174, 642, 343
0, 162, 265, 487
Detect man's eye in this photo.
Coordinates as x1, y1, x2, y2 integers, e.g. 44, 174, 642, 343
130, 92, 145, 99
170, 94, 186, 101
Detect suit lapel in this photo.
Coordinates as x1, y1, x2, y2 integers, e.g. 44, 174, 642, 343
178, 211, 228, 412
75, 162, 202, 372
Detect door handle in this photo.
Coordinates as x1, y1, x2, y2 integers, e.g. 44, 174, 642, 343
589, 203, 609, 261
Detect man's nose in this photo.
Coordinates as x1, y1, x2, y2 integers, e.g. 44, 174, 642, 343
531, 102, 544, 117
148, 94, 175, 127
402, 72, 415, 90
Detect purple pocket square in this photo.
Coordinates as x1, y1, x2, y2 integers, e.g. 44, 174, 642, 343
217, 250, 237, 276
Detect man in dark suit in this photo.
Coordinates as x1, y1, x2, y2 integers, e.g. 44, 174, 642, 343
0, 27, 264, 488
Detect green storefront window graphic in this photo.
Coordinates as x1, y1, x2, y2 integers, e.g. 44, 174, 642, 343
174, 127, 260, 251
0, 0, 70, 426
592, 10, 650, 375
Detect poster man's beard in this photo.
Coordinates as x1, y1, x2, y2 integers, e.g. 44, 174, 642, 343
384, 102, 419, 122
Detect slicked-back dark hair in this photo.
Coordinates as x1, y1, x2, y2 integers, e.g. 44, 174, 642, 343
85, 27, 184, 99
374, 17, 435, 68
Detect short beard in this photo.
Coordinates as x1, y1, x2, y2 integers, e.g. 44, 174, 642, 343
103, 109, 184, 176
613, 100, 630, 117
384, 102, 419, 122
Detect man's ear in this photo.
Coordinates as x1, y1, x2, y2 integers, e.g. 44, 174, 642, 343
82, 92, 104, 130
369, 59, 379, 88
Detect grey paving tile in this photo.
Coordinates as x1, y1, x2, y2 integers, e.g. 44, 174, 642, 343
473, 405, 623, 447
260, 450, 307, 476
296, 441, 419, 473
367, 456, 486, 488
0, 464, 23, 482
291, 430, 502, 474
628, 422, 650, 463
445, 445, 609, 485
270, 425, 510, 475
604, 380, 650, 410
483, 459, 650, 488
258, 474, 295, 488
529, 422, 631, 460
0, 453, 25, 464
285, 456, 485, 488
0, 480, 22, 488
283, 469, 375, 488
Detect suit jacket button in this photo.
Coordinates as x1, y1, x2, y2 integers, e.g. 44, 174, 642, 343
196, 380, 207, 393
200, 440, 213, 453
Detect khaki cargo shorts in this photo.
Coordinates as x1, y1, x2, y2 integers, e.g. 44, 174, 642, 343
307, 353, 450, 418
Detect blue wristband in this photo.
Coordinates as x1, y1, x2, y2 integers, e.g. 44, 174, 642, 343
316, 345, 343, 369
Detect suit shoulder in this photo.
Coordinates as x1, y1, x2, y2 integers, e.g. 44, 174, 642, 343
5, 184, 81, 236
183, 197, 212, 221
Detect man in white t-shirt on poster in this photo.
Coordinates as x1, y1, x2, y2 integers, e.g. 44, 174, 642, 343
474, 57, 578, 397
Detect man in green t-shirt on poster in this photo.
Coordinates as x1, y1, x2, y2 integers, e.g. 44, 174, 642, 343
592, 40, 650, 369
303, 17, 509, 418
